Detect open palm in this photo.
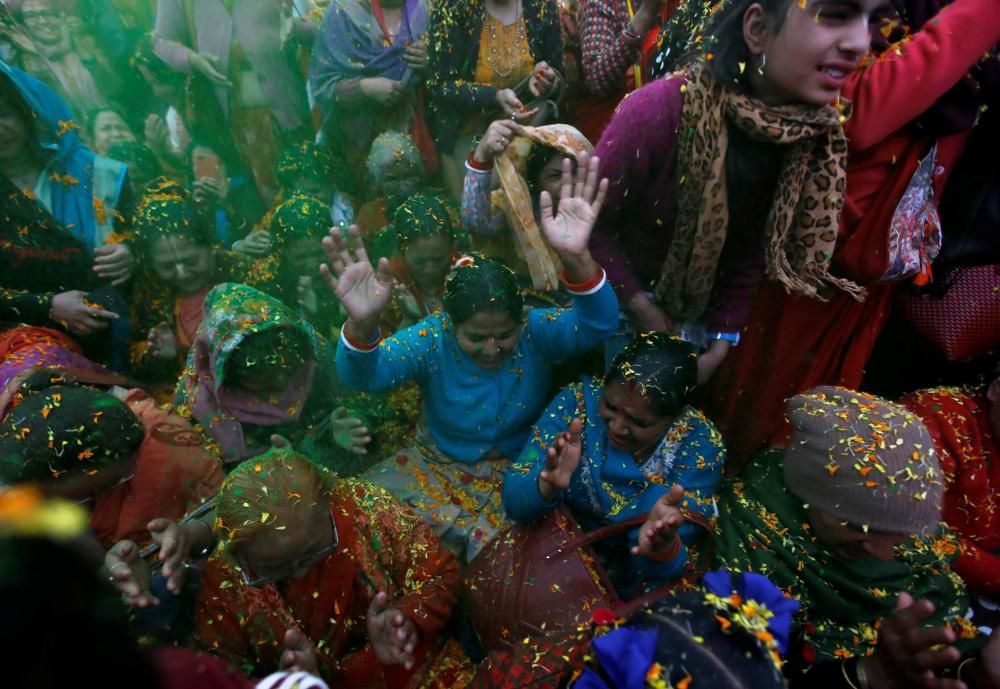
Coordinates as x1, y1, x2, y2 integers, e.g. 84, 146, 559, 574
320, 225, 394, 327
539, 151, 608, 257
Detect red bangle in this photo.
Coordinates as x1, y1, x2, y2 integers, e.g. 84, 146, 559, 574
342, 326, 381, 352
466, 152, 494, 172
644, 534, 682, 563
561, 267, 605, 293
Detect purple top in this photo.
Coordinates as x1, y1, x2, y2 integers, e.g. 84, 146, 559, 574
588, 73, 761, 334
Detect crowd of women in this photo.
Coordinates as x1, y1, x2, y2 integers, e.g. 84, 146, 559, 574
0, 0, 999, 686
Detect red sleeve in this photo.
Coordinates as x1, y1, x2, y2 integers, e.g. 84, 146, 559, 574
579, 0, 639, 97
842, 0, 1000, 151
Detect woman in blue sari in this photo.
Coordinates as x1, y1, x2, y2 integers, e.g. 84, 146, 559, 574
0, 61, 132, 362
503, 333, 724, 590
308, 0, 434, 194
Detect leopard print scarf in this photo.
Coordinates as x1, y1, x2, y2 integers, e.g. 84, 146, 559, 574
654, 63, 865, 324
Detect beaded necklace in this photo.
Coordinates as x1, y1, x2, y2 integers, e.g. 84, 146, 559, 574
484, 0, 526, 79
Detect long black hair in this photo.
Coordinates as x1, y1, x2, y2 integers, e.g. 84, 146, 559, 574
604, 333, 698, 417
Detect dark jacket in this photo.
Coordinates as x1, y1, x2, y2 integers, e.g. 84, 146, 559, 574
426, 0, 563, 152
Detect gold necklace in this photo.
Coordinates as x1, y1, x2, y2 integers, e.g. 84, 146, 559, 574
485, 1, 525, 80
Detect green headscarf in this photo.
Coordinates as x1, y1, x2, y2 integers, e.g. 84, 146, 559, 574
0, 384, 144, 484
714, 450, 971, 664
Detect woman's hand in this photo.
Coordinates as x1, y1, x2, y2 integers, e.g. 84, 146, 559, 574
105, 539, 158, 607
232, 231, 274, 256
146, 517, 196, 595
50, 290, 118, 337
361, 77, 404, 106
696, 339, 730, 385
330, 407, 371, 455
298, 276, 319, 317
368, 591, 419, 669
192, 177, 229, 207
320, 225, 394, 343
538, 418, 583, 502
402, 39, 428, 72
144, 113, 172, 155
627, 293, 672, 334
863, 593, 963, 689
280, 628, 320, 675
528, 61, 556, 97
539, 151, 608, 282
94, 243, 135, 285
496, 88, 538, 122
473, 119, 525, 164
146, 322, 178, 361
188, 51, 231, 87
632, 484, 685, 559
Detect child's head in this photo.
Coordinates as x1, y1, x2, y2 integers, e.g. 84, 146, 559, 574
394, 193, 456, 293
444, 256, 524, 370
133, 178, 217, 295
703, 0, 891, 105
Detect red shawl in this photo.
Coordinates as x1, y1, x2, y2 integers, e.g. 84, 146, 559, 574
702, 0, 996, 469
904, 386, 1000, 595
89, 390, 225, 548
194, 479, 470, 688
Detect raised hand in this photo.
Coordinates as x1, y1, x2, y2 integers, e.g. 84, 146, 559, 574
320, 225, 394, 342
330, 407, 371, 455
280, 628, 320, 676
632, 484, 685, 559
539, 152, 608, 260
538, 418, 583, 502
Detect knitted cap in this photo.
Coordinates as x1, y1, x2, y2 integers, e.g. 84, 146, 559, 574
783, 386, 942, 535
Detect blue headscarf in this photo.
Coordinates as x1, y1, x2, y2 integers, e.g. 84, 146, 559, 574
0, 60, 126, 251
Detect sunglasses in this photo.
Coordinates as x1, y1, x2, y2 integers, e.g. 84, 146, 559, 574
237, 508, 339, 587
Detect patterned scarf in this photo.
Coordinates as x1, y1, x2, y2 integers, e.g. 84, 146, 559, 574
655, 63, 865, 323
715, 449, 971, 664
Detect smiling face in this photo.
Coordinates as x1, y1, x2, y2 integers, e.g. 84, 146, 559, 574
455, 311, 523, 370
150, 235, 216, 296
807, 506, 908, 561
91, 111, 135, 156
598, 379, 675, 459
746, 0, 892, 106
21, 0, 62, 46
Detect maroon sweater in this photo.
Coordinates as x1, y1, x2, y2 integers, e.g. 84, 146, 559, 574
588, 73, 780, 333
